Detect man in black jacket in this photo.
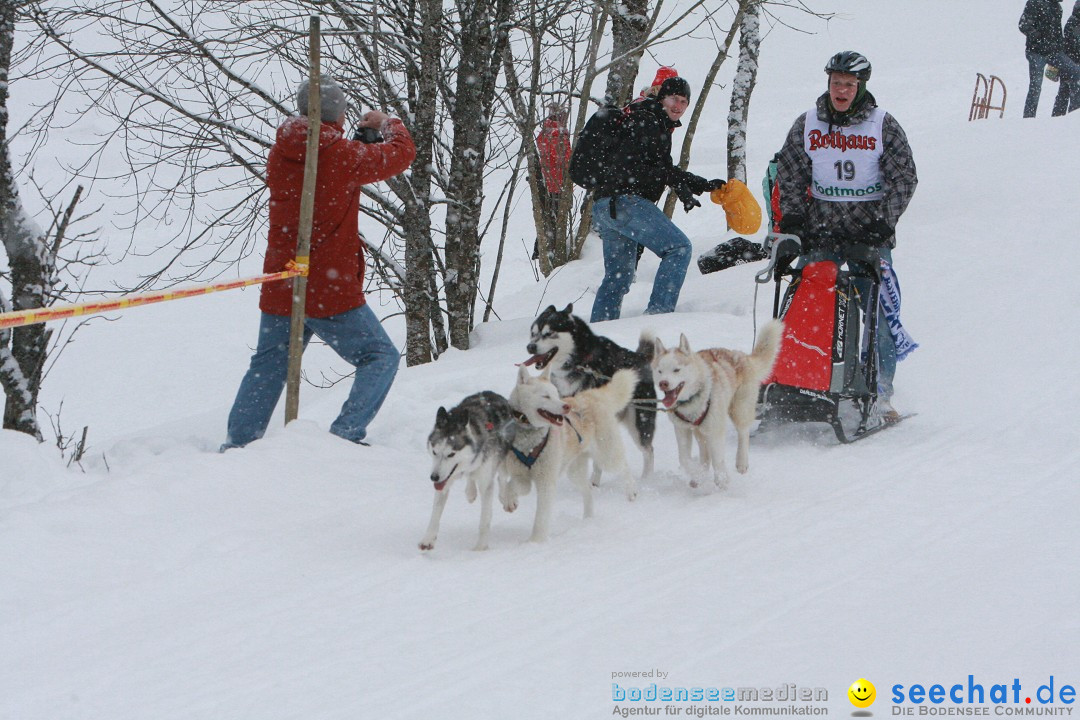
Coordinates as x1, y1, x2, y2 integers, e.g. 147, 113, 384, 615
588, 77, 724, 322
1055, 0, 1080, 113
1020, 0, 1080, 116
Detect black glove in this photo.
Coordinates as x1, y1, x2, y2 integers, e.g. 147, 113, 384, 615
865, 218, 895, 245
674, 184, 701, 212
778, 213, 806, 238
706, 178, 727, 191
684, 174, 712, 195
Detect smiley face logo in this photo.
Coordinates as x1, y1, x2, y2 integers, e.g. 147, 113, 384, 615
848, 679, 876, 708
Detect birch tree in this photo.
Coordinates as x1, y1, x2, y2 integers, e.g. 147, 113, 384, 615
727, 0, 761, 183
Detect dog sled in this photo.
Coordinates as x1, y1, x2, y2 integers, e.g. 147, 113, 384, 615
747, 233, 906, 443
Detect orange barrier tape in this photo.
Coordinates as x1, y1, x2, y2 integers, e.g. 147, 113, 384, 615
0, 264, 308, 331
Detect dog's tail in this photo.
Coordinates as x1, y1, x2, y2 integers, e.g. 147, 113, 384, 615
746, 319, 784, 383
574, 367, 639, 417
606, 368, 639, 409
636, 331, 656, 363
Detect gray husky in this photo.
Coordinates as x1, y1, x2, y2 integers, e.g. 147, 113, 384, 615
420, 391, 518, 551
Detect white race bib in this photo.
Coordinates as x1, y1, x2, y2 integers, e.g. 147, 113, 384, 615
804, 107, 885, 202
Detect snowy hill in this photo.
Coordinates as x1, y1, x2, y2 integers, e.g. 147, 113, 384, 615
3, 1, 1079, 719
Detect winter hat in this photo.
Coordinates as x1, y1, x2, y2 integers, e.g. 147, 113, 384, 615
295, 77, 349, 123
656, 76, 692, 103
651, 66, 679, 88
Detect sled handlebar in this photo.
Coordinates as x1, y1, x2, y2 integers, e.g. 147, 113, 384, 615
755, 233, 802, 284
756, 235, 884, 284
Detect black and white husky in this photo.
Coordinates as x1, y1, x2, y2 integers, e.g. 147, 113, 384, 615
524, 303, 656, 480
420, 391, 518, 552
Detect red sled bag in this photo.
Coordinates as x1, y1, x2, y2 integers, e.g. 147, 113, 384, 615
757, 244, 887, 443
764, 261, 838, 392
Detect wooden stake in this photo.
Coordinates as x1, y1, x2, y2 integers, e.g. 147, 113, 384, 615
284, 15, 321, 425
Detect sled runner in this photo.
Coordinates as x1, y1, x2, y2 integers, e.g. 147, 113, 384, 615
754, 235, 907, 443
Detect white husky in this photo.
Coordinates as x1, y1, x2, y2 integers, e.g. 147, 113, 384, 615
505, 365, 638, 542
646, 320, 783, 488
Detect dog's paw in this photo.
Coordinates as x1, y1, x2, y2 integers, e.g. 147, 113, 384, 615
688, 478, 700, 489
472, 542, 490, 552
502, 496, 518, 513
736, 461, 749, 474
419, 538, 436, 551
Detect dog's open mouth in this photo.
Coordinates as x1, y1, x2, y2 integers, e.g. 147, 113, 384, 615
432, 464, 458, 492
661, 382, 685, 409
537, 408, 565, 426
523, 347, 557, 370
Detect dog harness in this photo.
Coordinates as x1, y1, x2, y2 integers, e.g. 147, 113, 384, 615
673, 393, 711, 426
508, 412, 583, 467
511, 432, 550, 468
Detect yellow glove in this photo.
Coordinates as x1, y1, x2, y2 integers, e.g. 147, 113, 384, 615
710, 179, 762, 235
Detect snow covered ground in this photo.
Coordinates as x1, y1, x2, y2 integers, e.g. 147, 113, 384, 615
3, 1, 1078, 718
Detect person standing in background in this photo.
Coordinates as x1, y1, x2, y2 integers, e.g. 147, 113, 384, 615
1019, 0, 1080, 116
1055, 0, 1080, 113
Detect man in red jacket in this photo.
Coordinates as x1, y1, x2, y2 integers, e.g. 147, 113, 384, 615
224, 78, 416, 449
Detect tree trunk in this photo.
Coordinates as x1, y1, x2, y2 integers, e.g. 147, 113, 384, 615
401, 0, 443, 366
727, 0, 761, 183
603, 0, 650, 107
569, 4, 608, 260
443, 0, 511, 350
0, 0, 48, 440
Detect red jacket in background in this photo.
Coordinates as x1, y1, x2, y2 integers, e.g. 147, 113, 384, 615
260, 116, 416, 317
535, 117, 572, 193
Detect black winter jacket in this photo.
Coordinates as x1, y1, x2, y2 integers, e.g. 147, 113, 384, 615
1020, 0, 1064, 56
593, 98, 704, 204
1064, 4, 1080, 62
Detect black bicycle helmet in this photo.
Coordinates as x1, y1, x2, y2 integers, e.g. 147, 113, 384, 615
824, 51, 872, 81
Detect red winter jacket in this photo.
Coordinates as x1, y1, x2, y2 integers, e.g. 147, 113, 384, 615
260, 116, 416, 317
535, 117, 572, 193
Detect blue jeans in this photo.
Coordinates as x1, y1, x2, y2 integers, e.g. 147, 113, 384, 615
590, 195, 692, 322
1025, 52, 1080, 117
799, 247, 897, 401
225, 304, 399, 447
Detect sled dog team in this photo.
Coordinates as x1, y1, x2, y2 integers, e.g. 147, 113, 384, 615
420, 304, 784, 552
